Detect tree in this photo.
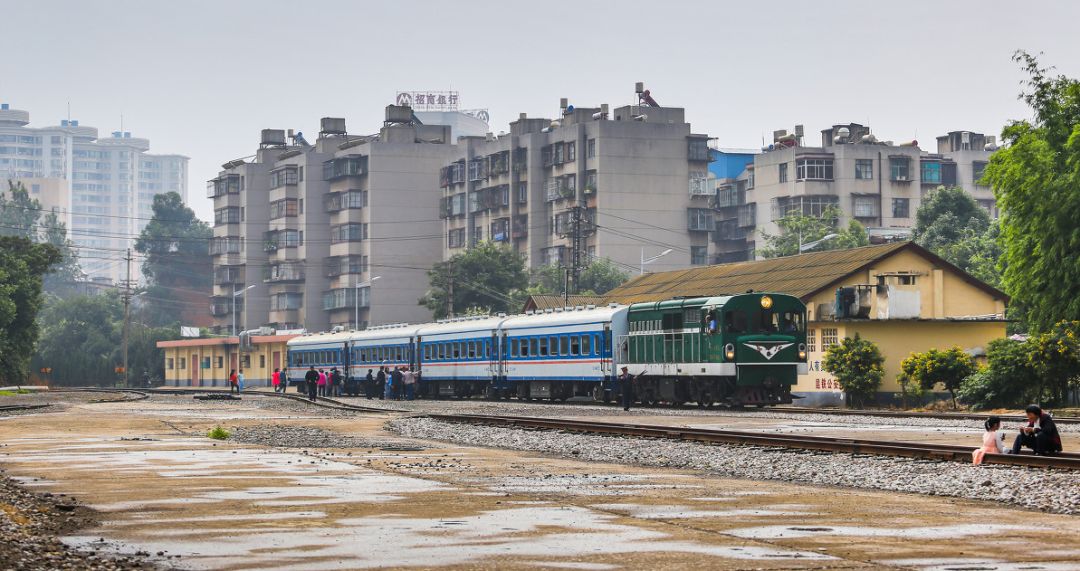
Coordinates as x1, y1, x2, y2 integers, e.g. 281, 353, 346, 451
134, 192, 212, 326
577, 257, 631, 295
984, 52, 1080, 332
898, 347, 978, 408
1028, 320, 1080, 407
420, 242, 529, 319
0, 237, 62, 384
0, 181, 40, 238
957, 338, 1040, 410
912, 186, 1001, 287
39, 209, 82, 295
33, 294, 122, 386
758, 205, 868, 258
822, 333, 885, 408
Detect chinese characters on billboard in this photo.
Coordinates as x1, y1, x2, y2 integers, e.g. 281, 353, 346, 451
396, 91, 459, 111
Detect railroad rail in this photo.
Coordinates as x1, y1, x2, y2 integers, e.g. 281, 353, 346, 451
773, 405, 1080, 425
0, 403, 52, 413
57, 387, 388, 414
430, 414, 1080, 470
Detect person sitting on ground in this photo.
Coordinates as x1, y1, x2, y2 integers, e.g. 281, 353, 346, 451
1010, 405, 1063, 456
972, 416, 1007, 465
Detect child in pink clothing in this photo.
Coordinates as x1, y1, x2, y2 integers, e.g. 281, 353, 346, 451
973, 416, 1007, 465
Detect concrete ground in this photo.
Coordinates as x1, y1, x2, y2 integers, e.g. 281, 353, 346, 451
1, 394, 1078, 570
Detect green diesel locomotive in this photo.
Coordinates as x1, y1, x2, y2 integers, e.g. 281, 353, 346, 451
621, 292, 808, 406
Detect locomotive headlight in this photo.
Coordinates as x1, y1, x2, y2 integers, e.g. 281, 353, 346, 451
798, 343, 807, 360
760, 295, 773, 309
724, 343, 735, 360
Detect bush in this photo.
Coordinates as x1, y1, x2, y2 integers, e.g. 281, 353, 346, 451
207, 426, 229, 440
957, 338, 1039, 409
899, 347, 977, 408
822, 333, 885, 408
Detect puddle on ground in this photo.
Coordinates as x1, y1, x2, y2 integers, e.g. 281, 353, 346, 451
728, 523, 1025, 540
590, 503, 818, 519
479, 474, 705, 496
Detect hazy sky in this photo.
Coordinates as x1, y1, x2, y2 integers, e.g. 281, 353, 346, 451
3, 0, 1079, 221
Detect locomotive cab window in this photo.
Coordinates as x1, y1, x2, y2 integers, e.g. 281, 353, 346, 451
725, 310, 748, 333
779, 311, 804, 332
662, 312, 684, 340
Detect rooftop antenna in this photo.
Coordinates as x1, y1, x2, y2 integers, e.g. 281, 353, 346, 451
66, 101, 70, 122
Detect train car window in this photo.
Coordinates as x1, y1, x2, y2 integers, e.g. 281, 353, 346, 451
521, 339, 530, 357
779, 311, 804, 332
560, 336, 569, 355
582, 335, 592, 355
725, 310, 748, 333
538, 337, 548, 356
570, 335, 580, 356
529, 338, 538, 358
548, 336, 558, 356
468, 341, 476, 359
450, 343, 458, 359
511, 338, 519, 357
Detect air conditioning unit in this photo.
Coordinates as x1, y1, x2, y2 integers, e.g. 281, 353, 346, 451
895, 176, 907, 181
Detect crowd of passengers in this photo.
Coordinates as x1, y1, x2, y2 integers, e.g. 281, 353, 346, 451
266, 365, 419, 402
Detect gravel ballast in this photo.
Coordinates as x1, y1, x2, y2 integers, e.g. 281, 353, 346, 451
0, 471, 160, 570
390, 417, 1080, 515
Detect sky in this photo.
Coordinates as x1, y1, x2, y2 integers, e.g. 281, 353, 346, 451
2, 0, 1079, 222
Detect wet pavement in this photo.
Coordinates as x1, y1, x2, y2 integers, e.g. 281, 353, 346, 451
0, 395, 1078, 570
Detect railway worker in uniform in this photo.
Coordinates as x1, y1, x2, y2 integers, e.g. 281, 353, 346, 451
619, 366, 637, 412
377, 366, 388, 400
1011, 405, 1063, 456
304, 366, 319, 402
228, 369, 238, 394
364, 369, 375, 399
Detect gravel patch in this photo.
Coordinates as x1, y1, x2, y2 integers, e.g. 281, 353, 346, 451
389, 417, 1080, 515
0, 470, 163, 570
229, 424, 431, 450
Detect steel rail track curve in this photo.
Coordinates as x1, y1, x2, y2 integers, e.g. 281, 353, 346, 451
429, 414, 1080, 471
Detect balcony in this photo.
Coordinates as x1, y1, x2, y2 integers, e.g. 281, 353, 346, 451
325, 190, 366, 213
206, 174, 240, 198
210, 296, 240, 316
490, 218, 510, 242
213, 265, 244, 285
209, 237, 242, 256
512, 215, 528, 240
264, 262, 305, 283
325, 255, 367, 277
323, 155, 367, 181
270, 292, 303, 312
323, 287, 368, 311
269, 166, 298, 189
689, 175, 711, 196
214, 207, 241, 226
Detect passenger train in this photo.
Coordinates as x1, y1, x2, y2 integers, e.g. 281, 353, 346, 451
286, 292, 808, 407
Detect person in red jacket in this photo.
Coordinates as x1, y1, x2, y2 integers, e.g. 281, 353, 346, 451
228, 369, 238, 394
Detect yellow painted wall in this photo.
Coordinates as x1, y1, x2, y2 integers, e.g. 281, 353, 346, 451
800, 320, 1006, 395
161, 341, 290, 387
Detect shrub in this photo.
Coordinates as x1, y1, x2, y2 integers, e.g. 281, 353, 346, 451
957, 338, 1039, 409
899, 347, 977, 408
822, 333, 885, 408
207, 426, 229, 440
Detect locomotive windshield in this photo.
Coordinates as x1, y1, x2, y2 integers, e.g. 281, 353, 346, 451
725, 309, 804, 334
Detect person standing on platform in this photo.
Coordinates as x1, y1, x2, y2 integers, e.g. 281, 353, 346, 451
228, 369, 238, 395
377, 367, 387, 400
304, 366, 319, 402
271, 368, 280, 393
618, 366, 637, 412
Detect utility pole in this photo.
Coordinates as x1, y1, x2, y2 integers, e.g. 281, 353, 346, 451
120, 248, 133, 388
567, 205, 589, 295
447, 259, 455, 318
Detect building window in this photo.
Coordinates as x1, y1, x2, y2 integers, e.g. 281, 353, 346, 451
851, 195, 879, 219
688, 139, 709, 161
166, 358, 174, 370
516, 182, 528, 204
892, 198, 910, 219
215, 356, 224, 369
587, 138, 596, 158
821, 328, 839, 350
921, 161, 942, 184
566, 142, 575, 162
269, 166, 298, 188
806, 329, 816, 353
747, 169, 755, 189
260, 355, 266, 368
448, 228, 465, 248
689, 171, 710, 195
241, 355, 251, 369
977, 199, 996, 216
687, 208, 713, 232
972, 161, 988, 184
330, 223, 366, 244
795, 158, 833, 181
855, 159, 874, 180
889, 157, 910, 181
691, 246, 708, 265
269, 199, 299, 219
178, 357, 186, 370
270, 292, 303, 311
778, 163, 788, 183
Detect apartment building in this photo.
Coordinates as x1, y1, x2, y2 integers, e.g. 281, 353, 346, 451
0, 103, 189, 283
440, 91, 713, 281
713, 123, 996, 261
208, 106, 453, 334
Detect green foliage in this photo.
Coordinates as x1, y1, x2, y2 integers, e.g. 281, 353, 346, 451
421, 242, 529, 319
0, 389, 32, 396
822, 333, 885, 408
957, 338, 1040, 409
984, 52, 1080, 332
207, 426, 230, 440
577, 258, 631, 295
39, 209, 82, 295
0, 180, 40, 238
899, 347, 978, 406
1028, 320, 1080, 406
758, 205, 869, 259
0, 237, 62, 385
913, 186, 1002, 288
134, 192, 212, 326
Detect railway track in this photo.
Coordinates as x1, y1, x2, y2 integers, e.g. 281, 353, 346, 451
0, 404, 52, 413
430, 414, 1080, 471
773, 405, 1080, 425
57, 387, 389, 414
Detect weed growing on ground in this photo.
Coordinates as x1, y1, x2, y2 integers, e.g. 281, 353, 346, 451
207, 426, 230, 440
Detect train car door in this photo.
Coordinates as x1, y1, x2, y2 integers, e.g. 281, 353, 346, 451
414, 336, 422, 374
601, 326, 612, 378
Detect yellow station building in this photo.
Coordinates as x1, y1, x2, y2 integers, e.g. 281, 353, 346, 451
157, 334, 297, 388
603, 242, 1008, 406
